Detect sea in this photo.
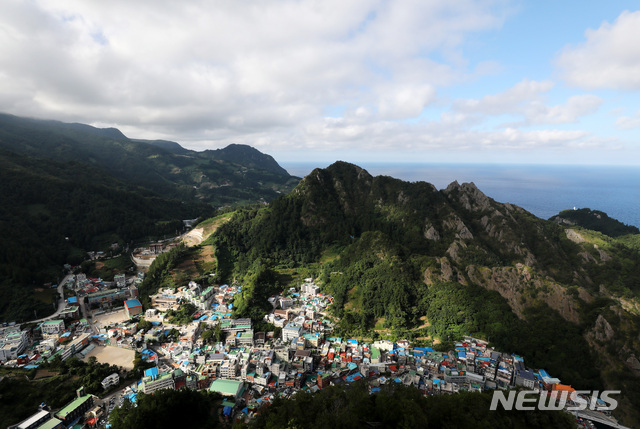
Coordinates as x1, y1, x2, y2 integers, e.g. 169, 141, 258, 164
280, 162, 640, 229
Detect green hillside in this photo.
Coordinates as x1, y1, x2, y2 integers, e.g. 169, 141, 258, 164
0, 113, 299, 322
209, 161, 640, 426
0, 113, 299, 207
550, 208, 639, 237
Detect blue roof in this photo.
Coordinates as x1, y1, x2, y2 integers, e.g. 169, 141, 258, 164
145, 367, 159, 378
414, 347, 434, 353
68, 297, 78, 303
125, 299, 142, 308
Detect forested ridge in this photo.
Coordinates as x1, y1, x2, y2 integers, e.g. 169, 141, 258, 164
0, 113, 298, 322
209, 161, 640, 426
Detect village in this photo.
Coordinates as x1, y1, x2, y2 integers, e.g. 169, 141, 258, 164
2, 250, 621, 429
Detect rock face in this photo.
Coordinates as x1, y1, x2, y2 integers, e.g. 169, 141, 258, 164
592, 314, 615, 342
565, 229, 586, 243
626, 355, 640, 377
424, 224, 440, 241
424, 261, 584, 324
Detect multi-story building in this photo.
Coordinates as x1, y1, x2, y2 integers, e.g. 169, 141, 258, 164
301, 283, 319, 296
150, 290, 180, 309
55, 390, 94, 427
0, 327, 29, 362
140, 371, 175, 394
60, 334, 90, 361
114, 274, 126, 288
86, 288, 132, 308
514, 361, 536, 389
220, 360, 238, 378
101, 373, 120, 390
282, 323, 302, 342
124, 299, 143, 318
41, 320, 65, 337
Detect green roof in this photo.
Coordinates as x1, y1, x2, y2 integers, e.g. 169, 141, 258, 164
56, 394, 92, 418
36, 417, 64, 429
371, 347, 381, 359
209, 379, 243, 395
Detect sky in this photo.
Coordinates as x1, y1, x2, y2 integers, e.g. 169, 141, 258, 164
1, 0, 640, 165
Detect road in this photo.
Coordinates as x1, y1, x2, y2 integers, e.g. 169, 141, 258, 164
28, 274, 73, 324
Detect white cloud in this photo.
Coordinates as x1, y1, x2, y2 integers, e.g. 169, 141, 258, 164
0, 0, 507, 143
455, 79, 554, 115
615, 110, 640, 129
0, 0, 625, 164
453, 79, 602, 125
557, 10, 640, 90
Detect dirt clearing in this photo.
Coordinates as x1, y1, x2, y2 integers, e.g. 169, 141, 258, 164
82, 345, 135, 370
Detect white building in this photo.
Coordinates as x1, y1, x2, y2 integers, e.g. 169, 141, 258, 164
0, 327, 29, 362
301, 283, 319, 296
219, 360, 238, 378
41, 320, 65, 337
282, 322, 302, 343
101, 373, 120, 390
140, 372, 175, 394
114, 274, 126, 288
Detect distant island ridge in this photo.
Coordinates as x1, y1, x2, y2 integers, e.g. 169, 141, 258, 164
282, 161, 640, 229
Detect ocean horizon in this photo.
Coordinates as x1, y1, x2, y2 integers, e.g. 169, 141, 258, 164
281, 162, 640, 229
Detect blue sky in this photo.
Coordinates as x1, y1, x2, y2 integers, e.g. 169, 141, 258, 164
1, 0, 639, 165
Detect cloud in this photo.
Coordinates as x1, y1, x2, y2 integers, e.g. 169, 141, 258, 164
0, 0, 622, 164
0, 0, 506, 142
454, 79, 554, 116
453, 79, 602, 126
615, 110, 640, 129
557, 10, 640, 90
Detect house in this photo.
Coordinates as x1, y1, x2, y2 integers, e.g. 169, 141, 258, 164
514, 361, 536, 389
279, 297, 294, 310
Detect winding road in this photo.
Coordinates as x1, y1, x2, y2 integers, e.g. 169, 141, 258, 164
28, 274, 73, 324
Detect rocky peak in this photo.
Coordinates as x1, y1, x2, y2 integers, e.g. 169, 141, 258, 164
444, 181, 493, 212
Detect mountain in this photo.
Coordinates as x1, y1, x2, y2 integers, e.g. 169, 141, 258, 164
550, 208, 640, 237
209, 161, 640, 426
0, 113, 299, 207
0, 113, 299, 322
